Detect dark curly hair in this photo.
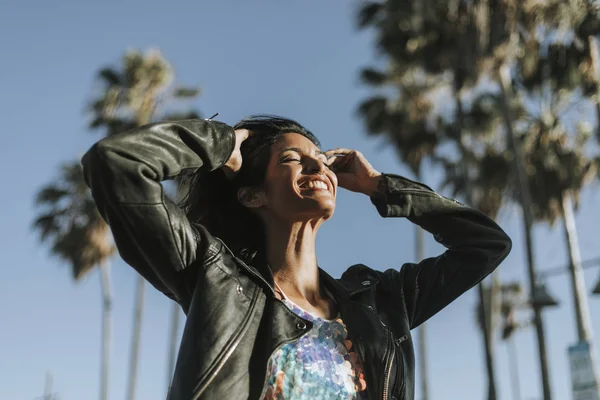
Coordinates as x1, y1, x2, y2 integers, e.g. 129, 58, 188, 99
178, 115, 320, 262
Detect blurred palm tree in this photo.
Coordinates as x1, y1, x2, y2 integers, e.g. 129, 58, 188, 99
358, 0, 600, 397
89, 49, 201, 400
33, 162, 115, 400
475, 280, 527, 400
500, 0, 600, 347
356, 46, 442, 400
446, 3, 600, 397
356, 1, 521, 398
33, 49, 201, 400
357, 4, 458, 397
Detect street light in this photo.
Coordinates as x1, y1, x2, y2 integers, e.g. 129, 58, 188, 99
535, 256, 600, 297
592, 275, 600, 296
530, 283, 560, 308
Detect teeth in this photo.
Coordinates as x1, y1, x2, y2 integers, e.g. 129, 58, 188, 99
305, 180, 328, 190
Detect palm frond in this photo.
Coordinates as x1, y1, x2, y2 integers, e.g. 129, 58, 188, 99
357, 96, 389, 134
357, 2, 384, 29
172, 87, 201, 99
34, 186, 70, 205
162, 111, 201, 122
33, 160, 115, 280
360, 68, 388, 86
98, 68, 122, 86
32, 213, 63, 241
35, 49, 204, 280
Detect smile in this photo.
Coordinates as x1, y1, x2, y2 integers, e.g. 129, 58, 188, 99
298, 177, 331, 192
300, 180, 328, 190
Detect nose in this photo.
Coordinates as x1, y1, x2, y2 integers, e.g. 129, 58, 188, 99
305, 157, 327, 174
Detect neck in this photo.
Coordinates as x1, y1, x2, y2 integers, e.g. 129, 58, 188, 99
265, 218, 322, 302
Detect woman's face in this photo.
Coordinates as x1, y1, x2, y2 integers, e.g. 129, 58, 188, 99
258, 133, 337, 222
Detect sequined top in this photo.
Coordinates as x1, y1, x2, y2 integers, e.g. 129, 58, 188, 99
262, 289, 368, 400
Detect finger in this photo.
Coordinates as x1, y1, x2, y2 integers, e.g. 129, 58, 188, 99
324, 148, 354, 167
329, 156, 356, 174
324, 148, 354, 157
234, 129, 253, 141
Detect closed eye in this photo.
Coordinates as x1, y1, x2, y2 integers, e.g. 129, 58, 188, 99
280, 157, 301, 164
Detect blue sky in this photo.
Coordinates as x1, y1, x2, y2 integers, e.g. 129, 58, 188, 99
2, 1, 600, 399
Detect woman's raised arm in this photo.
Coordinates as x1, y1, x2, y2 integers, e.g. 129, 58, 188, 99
81, 119, 235, 308
370, 174, 512, 329
327, 149, 511, 329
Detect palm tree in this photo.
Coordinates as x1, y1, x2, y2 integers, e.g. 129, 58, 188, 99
462, 3, 600, 396
33, 49, 201, 400
33, 162, 116, 400
502, 3, 600, 387
356, 64, 442, 400
87, 49, 201, 400
356, 2, 521, 398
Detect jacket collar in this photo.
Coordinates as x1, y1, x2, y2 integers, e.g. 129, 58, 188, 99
229, 246, 378, 300
319, 267, 379, 300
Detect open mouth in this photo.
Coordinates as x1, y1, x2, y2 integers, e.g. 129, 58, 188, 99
298, 178, 330, 192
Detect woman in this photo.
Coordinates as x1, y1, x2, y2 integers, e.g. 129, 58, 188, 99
82, 115, 511, 400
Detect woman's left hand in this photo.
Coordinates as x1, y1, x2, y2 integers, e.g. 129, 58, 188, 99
325, 148, 382, 196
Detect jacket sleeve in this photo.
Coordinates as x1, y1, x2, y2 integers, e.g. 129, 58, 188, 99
371, 174, 512, 329
81, 119, 236, 306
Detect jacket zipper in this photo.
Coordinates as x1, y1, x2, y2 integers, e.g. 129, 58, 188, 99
191, 286, 260, 400
361, 303, 395, 400
394, 188, 442, 198
396, 187, 466, 207
358, 303, 394, 400
382, 332, 395, 400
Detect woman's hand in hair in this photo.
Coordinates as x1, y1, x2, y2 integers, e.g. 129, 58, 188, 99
325, 148, 382, 196
222, 128, 253, 179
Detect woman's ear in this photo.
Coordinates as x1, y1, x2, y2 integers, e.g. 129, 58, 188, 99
237, 187, 266, 209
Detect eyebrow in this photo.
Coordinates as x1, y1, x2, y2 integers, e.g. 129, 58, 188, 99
280, 147, 326, 156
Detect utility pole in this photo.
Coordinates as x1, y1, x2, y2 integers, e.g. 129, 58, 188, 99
498, 65, 553, 400
416, 224, 428, 400
456, 119, 497, 400
36, 372, 56, 400
415, 170, 428, 400
44, 373, 53, 400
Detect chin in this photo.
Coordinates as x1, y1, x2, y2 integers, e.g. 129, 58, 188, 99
307, 201, 336, 221
320, 209, 335, 221
290, 201, 335, 222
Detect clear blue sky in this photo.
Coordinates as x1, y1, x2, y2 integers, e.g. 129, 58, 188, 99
2, 1, 600, 399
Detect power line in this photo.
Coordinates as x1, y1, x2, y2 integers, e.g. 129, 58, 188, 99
536, 256, 600, 279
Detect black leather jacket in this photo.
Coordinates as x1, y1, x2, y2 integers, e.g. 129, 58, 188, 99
81, 119, 512, 400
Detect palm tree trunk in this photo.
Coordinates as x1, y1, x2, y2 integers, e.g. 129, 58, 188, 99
99, 261, 113, 400
43, 372, 54, 400
166, 301, 181, 395
498, 65, 553, 400
478, 284, 497, 400
126, 274, 145, 400
561, 193, 597, 340
561, 193, 600, 389
455, 90, 498, 400
415, 221, 428, 400
507, 336, 522, 400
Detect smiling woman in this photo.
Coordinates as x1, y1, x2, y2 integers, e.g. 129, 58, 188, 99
81, 115, 512, 400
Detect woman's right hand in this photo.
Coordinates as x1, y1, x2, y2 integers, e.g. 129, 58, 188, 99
221, 128, 253, 179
